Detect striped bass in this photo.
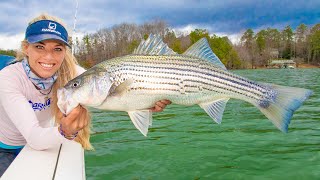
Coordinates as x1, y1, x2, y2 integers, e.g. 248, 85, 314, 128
57, 34, 313, 136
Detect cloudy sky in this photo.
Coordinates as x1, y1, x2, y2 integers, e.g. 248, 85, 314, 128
0, 0, 319, 50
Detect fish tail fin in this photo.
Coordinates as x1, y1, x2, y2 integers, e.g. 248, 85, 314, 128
257, 84, 312, 132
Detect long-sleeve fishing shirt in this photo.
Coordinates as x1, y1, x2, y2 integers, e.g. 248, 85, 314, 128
0, 61, 85, 150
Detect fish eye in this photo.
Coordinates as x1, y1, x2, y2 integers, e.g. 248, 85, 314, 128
71, 81, 80, 88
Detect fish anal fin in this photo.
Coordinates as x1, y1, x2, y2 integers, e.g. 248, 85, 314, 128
199, 98, 229, 124
128, 110, 153, 136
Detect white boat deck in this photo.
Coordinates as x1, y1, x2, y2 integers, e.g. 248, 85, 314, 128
1, 141, 85, 180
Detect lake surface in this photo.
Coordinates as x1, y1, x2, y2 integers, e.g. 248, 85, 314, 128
85, 68, 320, 180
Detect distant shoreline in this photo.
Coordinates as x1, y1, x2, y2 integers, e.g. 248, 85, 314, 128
243, 63, 320, 70
295, 63, 320, 69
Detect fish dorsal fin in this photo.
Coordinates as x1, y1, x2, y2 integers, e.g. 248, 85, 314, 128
128, 110, 153, 136
183, 38, 226, 70
199, 98, 229, 124
133, 34, 177, 55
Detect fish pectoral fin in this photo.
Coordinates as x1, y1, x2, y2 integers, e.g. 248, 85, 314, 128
199, 98, 229, 124
128, 110, 153, 136
111, 78, 134, 96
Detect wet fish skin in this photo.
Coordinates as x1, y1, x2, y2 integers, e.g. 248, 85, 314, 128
57, 34, 312, 136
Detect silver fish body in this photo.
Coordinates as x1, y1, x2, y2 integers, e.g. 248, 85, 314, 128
57, 34, 312, 136
96, 55, 273, 111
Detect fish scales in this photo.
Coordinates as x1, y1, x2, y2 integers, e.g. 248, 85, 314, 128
111, 61, 263, 102
57, 34, 312, 135
126, 55, 264, 89
110, 55, 267, 96
100, 55, 267, 103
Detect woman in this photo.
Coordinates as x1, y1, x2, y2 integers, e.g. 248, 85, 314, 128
0, 13, 171, 176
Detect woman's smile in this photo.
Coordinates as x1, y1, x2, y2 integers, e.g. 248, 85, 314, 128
39, 62, 54, 68
24, 39, 66, 78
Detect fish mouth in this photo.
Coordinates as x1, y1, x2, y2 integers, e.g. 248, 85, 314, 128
57, 88, 79, 115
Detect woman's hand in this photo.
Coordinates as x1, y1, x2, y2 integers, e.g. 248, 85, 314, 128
149, 99, 172, 112
57, 105, 88, 136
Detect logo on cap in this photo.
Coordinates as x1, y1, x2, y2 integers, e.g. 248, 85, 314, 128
41, 21, 61, 35
48, 22, 56, 30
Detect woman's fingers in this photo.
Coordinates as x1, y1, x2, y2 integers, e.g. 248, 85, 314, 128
57, 110, 64, 119
73, 106, 87, 131
77, 108, 88, 130
160, 99, 172, 105
150, 100, 172, 112
60, 105, 86, 134
66, 105, 82, 122
150, 106, 161, 112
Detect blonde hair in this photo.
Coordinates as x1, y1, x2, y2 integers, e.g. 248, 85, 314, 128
16, 13, 93, 150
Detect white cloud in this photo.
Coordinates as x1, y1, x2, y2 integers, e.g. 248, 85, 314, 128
228, 33, 242, 45
172, 24, 198, 36
0, 0, 318, 50
215, 32, 243, 45
0, 32, 87, 51
0, 34, 24, 50
71, 32, 85, 44
172, 24, 243, 45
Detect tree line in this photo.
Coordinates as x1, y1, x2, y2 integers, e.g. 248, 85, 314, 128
71, 20, 242, 69
0, 49, 15, 57
1, 20, 319, 69
238, 24, 320, 68
73, 20, 320, 69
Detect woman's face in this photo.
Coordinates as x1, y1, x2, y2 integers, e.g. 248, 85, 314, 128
24, 39, 66, 78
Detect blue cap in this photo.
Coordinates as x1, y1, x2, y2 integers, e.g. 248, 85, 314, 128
25, 20, 70, 47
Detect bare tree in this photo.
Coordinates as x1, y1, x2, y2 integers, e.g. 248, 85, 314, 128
74, 19, 169, 67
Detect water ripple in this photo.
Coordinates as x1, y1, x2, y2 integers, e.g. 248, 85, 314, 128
86, 69, 320, 179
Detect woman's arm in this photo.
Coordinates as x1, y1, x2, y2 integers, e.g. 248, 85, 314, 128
0, 74, 66, 150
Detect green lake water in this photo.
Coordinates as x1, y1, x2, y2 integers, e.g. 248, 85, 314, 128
85, 68, 320, 180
